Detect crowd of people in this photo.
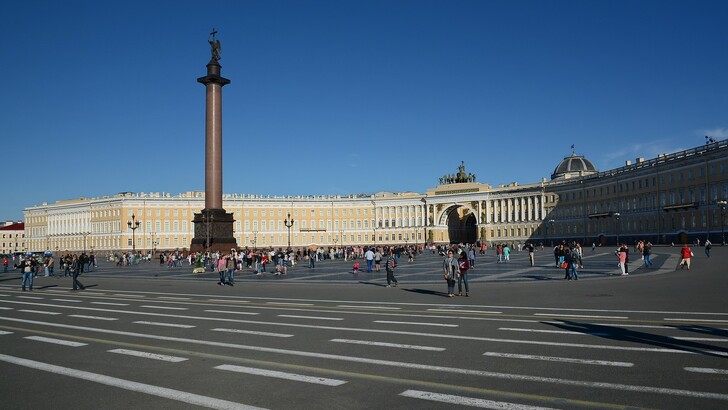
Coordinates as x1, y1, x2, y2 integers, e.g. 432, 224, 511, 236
2, 236, 716, 294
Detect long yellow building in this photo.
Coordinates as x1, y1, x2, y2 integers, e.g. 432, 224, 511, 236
22, 139, 728, 254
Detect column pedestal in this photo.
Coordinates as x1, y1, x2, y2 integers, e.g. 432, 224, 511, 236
190, 208, 237, 253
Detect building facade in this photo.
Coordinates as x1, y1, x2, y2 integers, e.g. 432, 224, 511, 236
22, 140, 728, 254
0, 222, 26, 255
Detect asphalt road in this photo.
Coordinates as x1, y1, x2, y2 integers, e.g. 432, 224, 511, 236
1, 246, 727, 409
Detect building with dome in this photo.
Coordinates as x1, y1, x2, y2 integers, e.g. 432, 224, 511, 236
21, 139, 728, 254
551, 151, 599, 180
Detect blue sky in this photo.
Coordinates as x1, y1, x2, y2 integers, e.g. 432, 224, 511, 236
2, 0, 727, 221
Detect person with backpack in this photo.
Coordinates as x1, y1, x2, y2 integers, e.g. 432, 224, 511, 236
385, 248, 398, 287
443, 250, 459, 297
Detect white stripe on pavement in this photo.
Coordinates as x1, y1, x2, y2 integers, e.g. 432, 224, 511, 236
0, 330, 13, 335
0, 354, 265, 410
133, 321, 196, 329
140, 305, 189, 310
91, 302, 129, 306
2, 317, 728, 401
665, 318, 728, 323
0, 307, 13, 310
24, 336, 87, 347
684, 367, 728, 375
278, 315, 343, 321
265, 302, 314, 306
112, 294, 144, 298
399, 390, 558, 409
674, 337, 728, 342
157, 297, 191, 300
498, 327, 607, 336
207, 299, 250, 303
17, 296, 43, 300
69, 315, 118, 321
534, 313, 628, 320
483, 352, 633, 367
337, 305, 401, 310
215, 364, 346, 386
331, 338, 445, 351
108, 349, 188, 363
205, 310, 259, 316
18, 309, 61, 315
428, 309, 503, 314
51, 299, 83, 303
211, 328, 293, 338
375, 320, 458, 327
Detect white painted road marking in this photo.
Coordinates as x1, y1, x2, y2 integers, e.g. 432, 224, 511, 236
337, 305, 401, 310
498, 327, 607, 336
69, 315, 119, 321
18, 309, 61, 315
0, 330, 13, 335
140, 305, 188, 310
0, 354, 266, 410
215, 364, 347, 386
51, 299, 83, 303
684, 367, 728, 375
266, 302, 314, 306
483, 352, 633, 367
91, 302, 129, 306
24, 336, 87, 347
665, 318, 728, 323
375, 320, 458, 327
205, 309, 259, 316
133, 321, 196, 329
399, 389, 558, 409
331, 338, 445, 351
534, 313, 628, 320
211, 328, 293, 338
108, 349, 188, 362
427, 309, 503, 314
3, 317, 728, 401
278, 315, 343, 321
17, 296, 43, 300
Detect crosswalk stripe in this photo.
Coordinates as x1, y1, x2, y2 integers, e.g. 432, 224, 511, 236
375, 320, 458, 327
140, 305, 188, 310
483, 352, 633, 367
108, 349, 188, 362
278, 315, 343, 321
205, 309, 259, 316
684, 367, 728, 375
19, 309, 61, 315
215, 364, 347, 386
133, 321, 195, 328
24, 336, 87, 347
0, 354, 265, 410
211, 328, 293, 338
69, 315, 118, 321
331, 338, 445, 351
399, 389, 558, 409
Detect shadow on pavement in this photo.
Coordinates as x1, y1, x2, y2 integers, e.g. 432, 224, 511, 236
402, 288, 450, 298
668, 325, 728, 338
545, 320, 728, 358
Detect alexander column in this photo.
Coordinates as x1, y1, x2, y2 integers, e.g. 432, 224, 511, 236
191, 29, 238, 253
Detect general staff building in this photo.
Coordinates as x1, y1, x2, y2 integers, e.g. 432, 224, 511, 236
21, 139, 728, 254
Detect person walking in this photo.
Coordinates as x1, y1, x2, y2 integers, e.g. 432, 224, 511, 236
443, 250, 459, 297
457, 251, 470, 296
677, 243, 693, 270
503, 244, 511, 263
526, 242, 535, 266
71, 255, 85, 290
617, 245, 628, 275
704, 239, 712, 258
2, 256, 8, 273
643, 241, 653, 268
385, 249, 398, 287
567, 246, 579, 280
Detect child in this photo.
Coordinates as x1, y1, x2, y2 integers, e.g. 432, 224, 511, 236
352, 261, 360, 274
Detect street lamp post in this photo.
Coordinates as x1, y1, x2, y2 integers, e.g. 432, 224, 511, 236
613, 212, 621, 245
548, 219, 555, 247
718, 200, 727, 246
284, 212, 294, 250
127, 213, 141, 255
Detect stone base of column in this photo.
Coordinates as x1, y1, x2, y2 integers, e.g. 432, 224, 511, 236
190, 208, 238, 253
